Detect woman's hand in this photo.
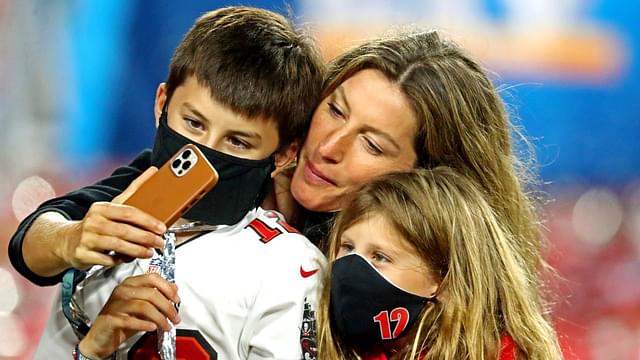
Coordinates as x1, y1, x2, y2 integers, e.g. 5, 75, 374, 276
78, 273, 181, 359
57, 167, 167, 270
268, 164, 298, 221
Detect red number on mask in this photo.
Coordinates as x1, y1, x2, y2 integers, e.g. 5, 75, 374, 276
390, 307, 410, 338
373, 307, 410, 340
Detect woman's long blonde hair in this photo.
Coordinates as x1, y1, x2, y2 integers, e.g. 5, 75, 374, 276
319, 29, 546, 306
317, 167, 561, 359
313, 29, 559, 358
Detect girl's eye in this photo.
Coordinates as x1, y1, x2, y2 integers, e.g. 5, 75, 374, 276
339, 242, 354, 254
327, 102, 345, 119
372, 252, 391, 263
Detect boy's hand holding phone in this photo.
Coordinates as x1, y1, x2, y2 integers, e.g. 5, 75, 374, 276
59, 144, 218, 270
59, 167, 168, 270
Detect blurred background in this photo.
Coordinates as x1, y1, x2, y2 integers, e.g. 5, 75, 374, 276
0, 0, 638, 358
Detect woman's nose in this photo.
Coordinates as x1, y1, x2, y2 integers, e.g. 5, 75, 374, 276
317, 128, 350, 164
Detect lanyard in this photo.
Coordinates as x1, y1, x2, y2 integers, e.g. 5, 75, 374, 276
61, 268, 91, 339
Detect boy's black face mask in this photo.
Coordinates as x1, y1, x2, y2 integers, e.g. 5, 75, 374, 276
329, 253, 436, 350
150, 111, 275, 225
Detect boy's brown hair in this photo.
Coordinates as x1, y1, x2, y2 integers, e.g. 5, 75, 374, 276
165, 6, 325, 147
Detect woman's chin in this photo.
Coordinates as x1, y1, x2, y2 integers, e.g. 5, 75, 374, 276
292, 184, 333, 212
291, 184, 319, 211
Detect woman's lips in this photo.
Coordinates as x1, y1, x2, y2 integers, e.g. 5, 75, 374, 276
303, 161, 337, 186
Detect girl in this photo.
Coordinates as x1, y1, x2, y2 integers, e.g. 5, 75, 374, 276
317, 167, 562, 360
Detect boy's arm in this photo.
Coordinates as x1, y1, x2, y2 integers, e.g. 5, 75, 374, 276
8, 150, 164, 286
244, 238, 326, 360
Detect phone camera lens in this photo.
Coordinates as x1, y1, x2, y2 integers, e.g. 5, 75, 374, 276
172, 159, 181, 169
182, 150, 192, 159
182, 160, 191, 170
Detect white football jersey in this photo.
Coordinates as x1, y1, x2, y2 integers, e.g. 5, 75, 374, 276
34, 207, 326, 360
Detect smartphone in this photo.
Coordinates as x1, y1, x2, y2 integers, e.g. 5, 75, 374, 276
123, 144, 218, 226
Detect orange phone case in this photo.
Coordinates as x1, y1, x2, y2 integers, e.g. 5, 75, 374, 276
123, 144, 218, 226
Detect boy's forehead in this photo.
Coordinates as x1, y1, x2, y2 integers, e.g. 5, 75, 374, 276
181, 76, 281, 121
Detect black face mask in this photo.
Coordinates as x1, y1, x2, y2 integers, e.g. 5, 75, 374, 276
330, 253, 436, 350
150, 111, 275, 225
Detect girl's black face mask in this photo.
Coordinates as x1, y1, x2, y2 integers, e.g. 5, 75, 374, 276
329, 253, 436, 350
150, 111, 275, 225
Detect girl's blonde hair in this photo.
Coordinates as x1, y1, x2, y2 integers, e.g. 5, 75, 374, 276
317, 167, 561, 359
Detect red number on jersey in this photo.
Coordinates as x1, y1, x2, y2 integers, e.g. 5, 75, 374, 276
264, 211, 301, 234
128, 329, 217, 359
247, 218, 282, 243
247, 215, 300, 243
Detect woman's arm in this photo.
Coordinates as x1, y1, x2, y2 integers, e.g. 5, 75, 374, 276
8, 150, 165, 285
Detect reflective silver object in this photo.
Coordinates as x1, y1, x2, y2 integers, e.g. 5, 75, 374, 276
168, 221, 218, 234
158, 231, 177, 360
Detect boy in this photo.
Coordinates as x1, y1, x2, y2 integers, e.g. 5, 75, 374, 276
29, 6, 325, 359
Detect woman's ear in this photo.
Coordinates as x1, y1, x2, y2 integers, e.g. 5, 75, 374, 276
154, 83, 168, 127
271, 142, 299, 178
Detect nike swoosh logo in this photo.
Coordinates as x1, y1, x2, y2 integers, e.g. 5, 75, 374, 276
300, 266, 318, 278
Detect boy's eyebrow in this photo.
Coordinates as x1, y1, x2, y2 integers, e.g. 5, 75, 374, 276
184, 103, 212, 125
183, 102, 262, 140
227, 129, 262, 140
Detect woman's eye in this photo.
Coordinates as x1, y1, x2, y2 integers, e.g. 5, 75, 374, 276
327, 102, 345, 119
362, 137, 383, 155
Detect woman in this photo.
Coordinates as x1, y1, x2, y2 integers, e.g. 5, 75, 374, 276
317, 167, 561, 359
290, 30, 541, 276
